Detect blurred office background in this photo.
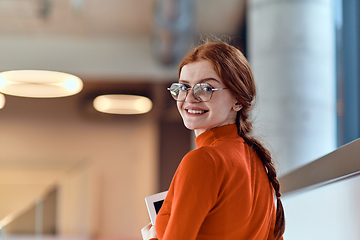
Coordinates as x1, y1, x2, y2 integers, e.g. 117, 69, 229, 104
0, 0, 359, 239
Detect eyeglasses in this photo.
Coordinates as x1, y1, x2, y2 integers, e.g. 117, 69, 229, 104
167, 83, 228, 102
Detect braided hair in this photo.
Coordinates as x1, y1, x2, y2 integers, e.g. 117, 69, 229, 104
179, 40, 285, 239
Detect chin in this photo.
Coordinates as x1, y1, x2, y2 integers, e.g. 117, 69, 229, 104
183, 122, 196, 131
182, 120, 200, 130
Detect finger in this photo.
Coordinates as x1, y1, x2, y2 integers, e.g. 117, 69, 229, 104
141, 222, 153, 233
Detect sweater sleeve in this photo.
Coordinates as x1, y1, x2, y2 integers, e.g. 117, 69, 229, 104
161, 148, 220, 240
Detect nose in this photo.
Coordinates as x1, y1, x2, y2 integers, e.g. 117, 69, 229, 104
184, 88, 199, 102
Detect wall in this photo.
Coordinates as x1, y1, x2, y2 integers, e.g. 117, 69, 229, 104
248, 0, 337, 175
0, 91, 159, 239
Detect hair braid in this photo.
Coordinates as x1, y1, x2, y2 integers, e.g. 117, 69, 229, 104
236, 111, 285, 239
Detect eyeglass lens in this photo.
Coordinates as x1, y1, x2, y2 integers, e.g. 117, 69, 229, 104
169, 83, 214, 102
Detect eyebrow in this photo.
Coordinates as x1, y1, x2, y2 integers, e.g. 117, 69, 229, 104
178, 78, 220, 84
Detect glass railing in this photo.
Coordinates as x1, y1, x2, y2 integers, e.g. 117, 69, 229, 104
279, 138, 360, 240
279, 137, 360, 195
0, 159, 92, 240
0, 185, 57, 239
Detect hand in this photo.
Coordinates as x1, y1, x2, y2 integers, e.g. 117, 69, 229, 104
141, 222, 157, 240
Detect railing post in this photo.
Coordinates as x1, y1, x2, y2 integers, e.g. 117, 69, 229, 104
35, 199, 43, 238
0, 226, 4, 240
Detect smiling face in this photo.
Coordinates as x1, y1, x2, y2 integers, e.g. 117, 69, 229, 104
177, 60, 240, 137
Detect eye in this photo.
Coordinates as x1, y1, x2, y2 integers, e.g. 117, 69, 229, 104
180, 84, 190, 91
201, 84, 214, 92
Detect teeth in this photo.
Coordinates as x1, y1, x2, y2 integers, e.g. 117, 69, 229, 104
187, 109, 205, 114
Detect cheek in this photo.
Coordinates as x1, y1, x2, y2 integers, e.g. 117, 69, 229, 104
210, 98, 236, 117
213, 105, 232, 117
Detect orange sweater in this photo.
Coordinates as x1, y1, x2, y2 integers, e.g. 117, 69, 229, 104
155, 124, 280, 240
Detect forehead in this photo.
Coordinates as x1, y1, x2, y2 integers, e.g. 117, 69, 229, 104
179, 60, 221, 82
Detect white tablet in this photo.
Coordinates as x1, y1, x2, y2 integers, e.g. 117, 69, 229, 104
145, 191, 168, 225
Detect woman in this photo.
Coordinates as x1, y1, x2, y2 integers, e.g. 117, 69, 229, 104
142, 40, 285, 240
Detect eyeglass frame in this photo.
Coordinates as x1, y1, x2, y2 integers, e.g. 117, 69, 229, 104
167, 82, 228, 102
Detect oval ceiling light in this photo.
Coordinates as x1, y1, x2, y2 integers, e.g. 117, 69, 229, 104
0, 70, 83, 98
0, 93, 5, 109
93, 94, 153, 115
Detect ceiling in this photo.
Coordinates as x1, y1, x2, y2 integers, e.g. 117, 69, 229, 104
0, 0, 245, 37
0, 0, 247, 121
0, 0, 246, 81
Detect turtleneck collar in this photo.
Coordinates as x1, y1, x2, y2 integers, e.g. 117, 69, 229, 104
195, 124, 243, 148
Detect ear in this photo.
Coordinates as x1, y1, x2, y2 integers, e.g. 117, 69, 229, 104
233, 103, 242, 112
